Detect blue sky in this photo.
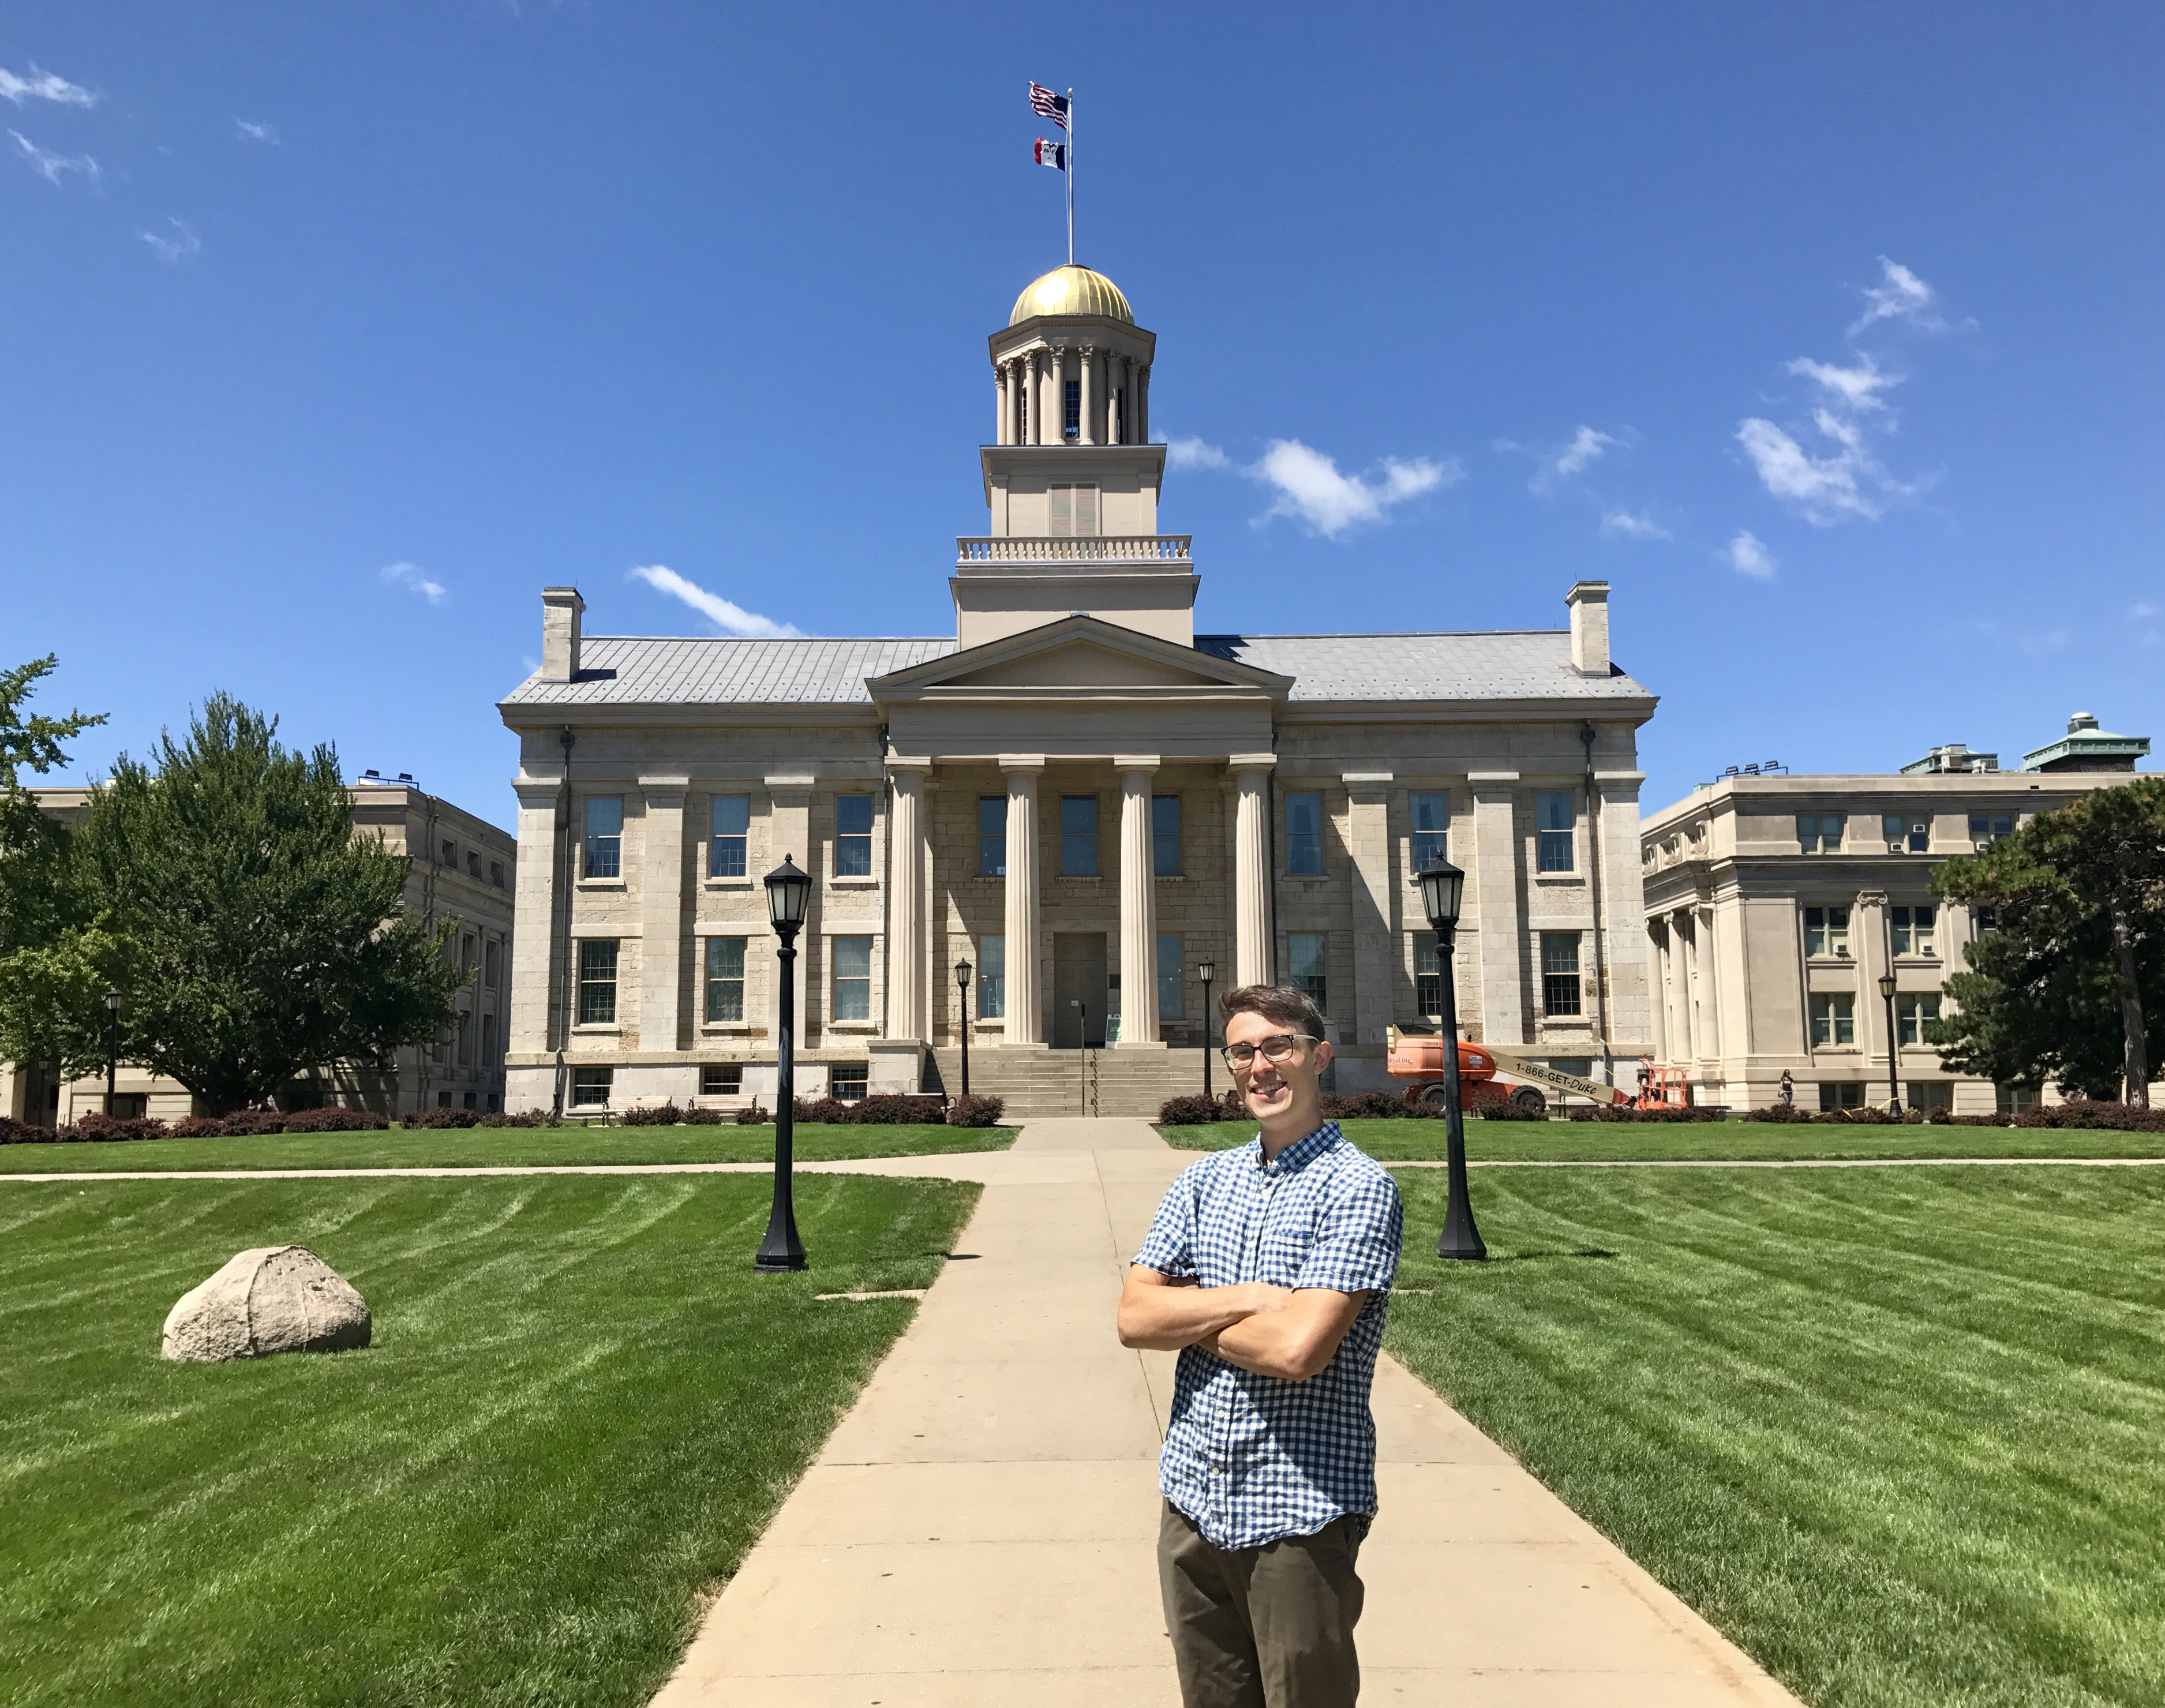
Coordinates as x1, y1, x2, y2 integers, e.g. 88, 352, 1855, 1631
5, 3, 2160, 828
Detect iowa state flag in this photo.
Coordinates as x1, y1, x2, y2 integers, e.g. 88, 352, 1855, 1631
1033, 137, 1067, 170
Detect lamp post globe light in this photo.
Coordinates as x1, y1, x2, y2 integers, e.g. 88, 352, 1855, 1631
1878, 969, 1903, 1118
1416, 856, 1485, 1262
756, 855, 813, 1273
103, 987, 122, 1118
1196, 957, 1216, 1102
954, 957, 973, 1098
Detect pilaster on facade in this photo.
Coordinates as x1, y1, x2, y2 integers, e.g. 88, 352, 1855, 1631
885, 760, 931, 1044
1469, 772, 1525, 1045
1231, 753, 1276, 988
1001, 756, 1045, 1045
765, 774, 815, 1046
1115, 757, 1162, 1046
1342, 773, 1396, 1052
638, 777, 688, 1055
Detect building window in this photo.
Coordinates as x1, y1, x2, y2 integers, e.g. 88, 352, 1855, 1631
1797, 813, 1844, 855
1897, 993, 1942, 1046
1152, 795, 1181, 876
1804, 905, 1851, 959
1288, 933, 1328, 1012
1818, 1080, 1864, 1112
834, 795, 873, 877
571, 1067, 612, 1107
490, 860, 505, 888
977, 935, 1005, 1020
1061, 796, 1099, 875
1907, 1080, 1953, 1110
1810, 992, 1856, 1047
481, 1013, 496, 1066
583, 797, 623, 879
1414, 935, 1443, 1018
1541, 932, 1582, 1016
1969, 811, 2016, 846
484, 939, 500, 988
706, 937, 747, 1023
832, 936, 872, 1021
457, 1011, 473, 1065
1974, 905, 1999, 934
1891, 905, 1936, 957
462, 1091, 477, 1110
1048, 481, 1099, 534
1411, 791, 1449, 873
462, 932, 477, 971
486, 1092, 500, 1112
1536, 791, 1575, 872
1883, 812, 1928, 854
710, 794, 750, 878
1286, 792, 1324, 875
1062, 380, 1081, 441
978, 796, 1007, 876
1156, 933, 1183, 1021
830, 1063, 870, 1102
1995, 1083, 2041, 1114
701, 1064, 743, 1097
467, 851, 481, 878
441, 838, 456, 866
577, 939, 619, 1025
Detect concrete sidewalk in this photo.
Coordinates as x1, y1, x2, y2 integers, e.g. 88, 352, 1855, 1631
649, 1117, 1802, 1707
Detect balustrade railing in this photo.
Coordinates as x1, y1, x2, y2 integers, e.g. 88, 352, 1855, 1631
956, 535, 1193, 565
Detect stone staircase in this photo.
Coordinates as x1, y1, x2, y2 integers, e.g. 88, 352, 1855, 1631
928, 1046, 1212, 1122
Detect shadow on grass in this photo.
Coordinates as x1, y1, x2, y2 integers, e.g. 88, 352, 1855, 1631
1479, 1248, 1620, 1264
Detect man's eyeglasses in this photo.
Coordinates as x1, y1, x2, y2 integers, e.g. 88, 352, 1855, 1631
1220, 1033, 1319, 1071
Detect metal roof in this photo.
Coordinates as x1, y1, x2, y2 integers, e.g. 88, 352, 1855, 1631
499, 628, 1650, 710
1195, 631, 1653, 703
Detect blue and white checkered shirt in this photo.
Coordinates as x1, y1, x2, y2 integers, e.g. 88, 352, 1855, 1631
1133, 1121, 1403, 1550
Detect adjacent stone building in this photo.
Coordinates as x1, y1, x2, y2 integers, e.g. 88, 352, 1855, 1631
1640, 714, 2155, 1113
0, 778, 516, 1124
497, 265, 1660, 1118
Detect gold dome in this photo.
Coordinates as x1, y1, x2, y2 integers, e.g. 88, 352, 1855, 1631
1009, 264, 1133, 326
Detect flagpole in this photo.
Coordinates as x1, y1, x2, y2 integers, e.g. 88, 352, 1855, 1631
1066, 88, 1075, 265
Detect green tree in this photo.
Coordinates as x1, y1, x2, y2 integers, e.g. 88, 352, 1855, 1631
56, 695, 468, 1112
0, 657, 109, 1078
1931, 778, 2165, 1104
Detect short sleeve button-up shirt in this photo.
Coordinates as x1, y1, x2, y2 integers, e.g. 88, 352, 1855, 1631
1133, 1121, 1403, 1550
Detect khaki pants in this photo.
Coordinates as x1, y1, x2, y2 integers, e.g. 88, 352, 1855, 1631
1156, 1501, 1368, 1708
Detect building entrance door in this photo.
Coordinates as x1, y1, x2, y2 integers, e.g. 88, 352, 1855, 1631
1052, 933, 1107, 1048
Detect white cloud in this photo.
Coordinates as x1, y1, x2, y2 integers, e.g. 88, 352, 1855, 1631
1550, 425, 1616, 481
1848, 257, 1949, 336
235, 118, 280, 144
1724, 531, 1777, 579
0, 65, 96, 107
1736, 415, 1885, 524
1786, 354, 1900, 413
1163, 435, 1229, 471
1253, 440, 1458, 537
1601, 509, 1670, 541
381, 562, 447, 604
140, 218, 201, 262
630, 564, 803, 638
2134, 602, 2159, 620
10, 129, 98, 185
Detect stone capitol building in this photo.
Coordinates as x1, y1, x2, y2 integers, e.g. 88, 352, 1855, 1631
499, 264, 1659, 1118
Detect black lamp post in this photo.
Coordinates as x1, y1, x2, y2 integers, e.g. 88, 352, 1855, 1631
756, 855, 812, 1272
1878, 969, 1903, 1118
1417, 856, 1486, 1261
1196, 957, 1216, 1102
955, 957, 973, 1097
103, 987, 122, 1117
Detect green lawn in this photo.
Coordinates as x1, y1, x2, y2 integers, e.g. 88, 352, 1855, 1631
0, 1121, 1015, 1174
1159, 1117, 2165, 1162
1387, 1166, 2165, 1708
0, 1172, 979, 1707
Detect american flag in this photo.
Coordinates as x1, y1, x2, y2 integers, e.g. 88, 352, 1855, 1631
1028, 82, 1070, 129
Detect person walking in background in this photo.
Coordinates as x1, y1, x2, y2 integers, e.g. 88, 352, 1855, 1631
1780, 1069, 1795, 1108
1117, 984, 1403, 1708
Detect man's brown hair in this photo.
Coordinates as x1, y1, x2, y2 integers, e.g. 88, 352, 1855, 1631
1218, 983, 1328, 1042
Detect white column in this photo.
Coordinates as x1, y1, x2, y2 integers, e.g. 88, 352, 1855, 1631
994, 363, 1009, 446
1080, 346, 1098, 447
885, 763, 930, 1042
1233, 755, 1276, 987
638, 778, 688, 1055
1002, 758, 1044, 1044
1646, 923, 1669, 1065
1137, 363, 1150, 444
1117, 759, 1160, 1045
1470, 773, 1525, 1044
766, 776, 813, 1047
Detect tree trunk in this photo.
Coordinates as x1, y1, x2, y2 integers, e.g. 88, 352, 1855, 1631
2109, 898, 2150, 1108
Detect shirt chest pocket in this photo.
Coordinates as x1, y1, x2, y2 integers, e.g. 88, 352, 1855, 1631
1254, 1201, 1321, 1286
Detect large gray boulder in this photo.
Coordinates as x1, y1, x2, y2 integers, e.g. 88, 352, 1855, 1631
161, 1245, 372, 1362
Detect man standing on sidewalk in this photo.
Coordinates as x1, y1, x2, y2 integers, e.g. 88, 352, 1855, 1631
1117, 984, 1404, 1708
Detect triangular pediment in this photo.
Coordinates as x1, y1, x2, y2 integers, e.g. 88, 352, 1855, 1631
868, 615, 1293, 699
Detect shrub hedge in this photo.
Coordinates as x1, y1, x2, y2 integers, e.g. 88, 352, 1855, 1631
944, 1093, 1006, 1128
399, 1107, 481, 1130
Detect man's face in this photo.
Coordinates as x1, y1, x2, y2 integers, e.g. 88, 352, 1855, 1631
1223, 1008, 1332, 1126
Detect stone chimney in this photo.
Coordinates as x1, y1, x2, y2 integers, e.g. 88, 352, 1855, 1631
541, 587, 585, 681
1566, 581, 1610, 676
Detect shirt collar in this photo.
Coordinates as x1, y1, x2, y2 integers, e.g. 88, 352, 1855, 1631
1250, 1119, 1342, 1177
